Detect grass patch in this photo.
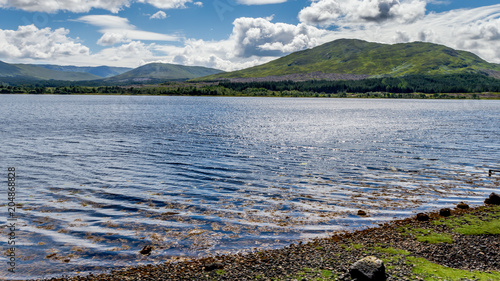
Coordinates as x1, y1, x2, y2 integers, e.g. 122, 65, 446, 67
373, 246, 411, 256
433, 205, 500, 235
415, 232, 454, 244
215, 269, 226, 275
398, 227, 454, 244
367, 245, 500, 280
408, 256, 500, 281
339, 244, 351, 251
454, 220, 500, 235
351, 243, 363, 250
320, 269, 333, 278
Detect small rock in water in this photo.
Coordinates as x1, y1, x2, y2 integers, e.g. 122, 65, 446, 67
350, 256, 386, 281
140, 245, 154, 256
439, 208, 451, 217
416, 213, 429, 221
484, 193, 500, 205
357, 210, 367, 216
457, 202, 469, 209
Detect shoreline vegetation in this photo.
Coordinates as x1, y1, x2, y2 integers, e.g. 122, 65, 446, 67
2, 73, 500, 99
2, 84, 499, 100
29, 198, 500, 281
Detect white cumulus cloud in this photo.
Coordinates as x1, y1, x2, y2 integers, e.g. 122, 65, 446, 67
97, 33, 129, 46
299, 0, 426, 26
0, 25, 89, 60
230, 17, 328, 57
93, 41, 155, 64
150, 10, 167, 19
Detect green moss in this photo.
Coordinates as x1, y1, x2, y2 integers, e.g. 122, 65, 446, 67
415, 232, 454, 244
340, 244, 351, 252
373, 246, 411, 256
454, 219, 500, 235
408, 256, 500, 281
215, 269, 226, 275
399, 227, 454, 244
433, 205, 500, 235
351, 243, 363, 250
320, 270, 333, 278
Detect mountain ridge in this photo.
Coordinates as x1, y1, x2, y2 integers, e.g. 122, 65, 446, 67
198, 39, 500, 81
0, 61, 224, 84
36, 65, 132, 78
0, 62, 100, 81
104, 63, 224, 83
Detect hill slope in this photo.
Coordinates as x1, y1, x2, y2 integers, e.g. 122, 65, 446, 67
200, 39, 500, 80
105, 63, 224, 83
13, 64, 101, 81
36, 65, 132, 78
0, 61, 100, 81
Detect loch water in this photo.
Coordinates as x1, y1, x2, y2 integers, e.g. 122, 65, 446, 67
0, 95, 499, 279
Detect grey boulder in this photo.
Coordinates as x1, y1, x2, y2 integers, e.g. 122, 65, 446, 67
349, 256, 386, 281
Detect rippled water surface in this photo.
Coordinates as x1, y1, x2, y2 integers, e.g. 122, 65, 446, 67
1, 95, 499, 279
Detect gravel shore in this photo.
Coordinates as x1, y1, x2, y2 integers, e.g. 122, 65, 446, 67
33, 203, 500, 281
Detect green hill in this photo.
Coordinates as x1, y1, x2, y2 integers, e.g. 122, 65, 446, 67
0, 61, 222, 84
36, 65, 132, 78
200, 39, 500, 80
0, 61, 100, 81
13, 64, 101, 81
0, 61, 23, 76
105, 63, 224, 83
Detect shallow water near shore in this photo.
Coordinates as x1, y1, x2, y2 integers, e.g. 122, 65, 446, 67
0, 95, 499, 279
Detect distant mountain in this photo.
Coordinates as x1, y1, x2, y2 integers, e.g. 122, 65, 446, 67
36, 65, 132, 78
199, 39, 500, 81
0, 61, 100, 81
105, 63, 224, 83
0, 61, 223, 84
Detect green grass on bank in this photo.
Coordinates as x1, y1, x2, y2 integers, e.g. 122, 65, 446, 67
398, 226, 455, 244
432, 205, 500, 235
409, 257, 500, 281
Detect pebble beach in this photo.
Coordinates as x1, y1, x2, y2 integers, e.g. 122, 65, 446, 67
30, 198, 500, 281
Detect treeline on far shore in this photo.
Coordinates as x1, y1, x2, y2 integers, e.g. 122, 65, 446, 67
1, 73, 500, 99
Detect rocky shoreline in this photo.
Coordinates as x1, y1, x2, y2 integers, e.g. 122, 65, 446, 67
32, 194, 500, 281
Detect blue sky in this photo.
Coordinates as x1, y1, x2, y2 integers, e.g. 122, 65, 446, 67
1, 0, 500, 71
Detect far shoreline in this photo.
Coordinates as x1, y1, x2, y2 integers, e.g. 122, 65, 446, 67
2, 92, 500, 100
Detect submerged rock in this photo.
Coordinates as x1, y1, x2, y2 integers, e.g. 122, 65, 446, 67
416, 213, 429, 221
350, 256, 386, 281
357, 210, 367, 216
439, 208, 451, 217
140, 245, 154, 256
485, 193, 500, 205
